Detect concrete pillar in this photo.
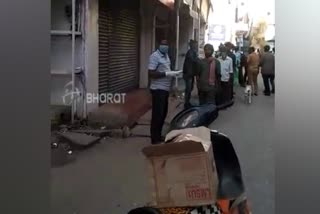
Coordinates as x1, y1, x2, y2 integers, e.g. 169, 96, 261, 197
178, 12, 194, 70
139, 0, 156, 89
84, 0, 99, 114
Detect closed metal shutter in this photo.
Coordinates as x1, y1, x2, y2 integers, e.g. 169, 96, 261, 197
98, 0, 139, 94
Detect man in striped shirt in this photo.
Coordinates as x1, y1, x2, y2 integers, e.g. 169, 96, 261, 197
148, 39, 181, 144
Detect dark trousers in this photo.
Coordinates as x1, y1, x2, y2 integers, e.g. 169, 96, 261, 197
198, 90, 216, 105
238, 66, 245, 86
230, 75, 234, 98
184, 77, 194, 108
221, 81, 231, 103
244, 67, 248, 84
150, 89, 169, 144
262, 74, 275, 94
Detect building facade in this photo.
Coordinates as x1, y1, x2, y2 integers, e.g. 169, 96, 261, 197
51, 0, 87, 121
50, 0, 211, 122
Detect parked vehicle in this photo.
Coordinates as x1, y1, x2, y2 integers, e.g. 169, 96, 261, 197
128, 130, 251, 214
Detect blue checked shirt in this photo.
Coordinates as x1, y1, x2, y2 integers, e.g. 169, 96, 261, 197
148, 50, 172, 91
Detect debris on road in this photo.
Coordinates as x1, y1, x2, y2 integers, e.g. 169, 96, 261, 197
51, 132, 75, 168
51, 145, 76, 168
122, 126, 131, 138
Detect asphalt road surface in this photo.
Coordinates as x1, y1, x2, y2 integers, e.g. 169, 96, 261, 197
51, 78, 274, 214
209, 81, 275, 214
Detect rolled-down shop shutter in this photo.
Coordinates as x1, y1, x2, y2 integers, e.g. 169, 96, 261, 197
99, 0, 139, 95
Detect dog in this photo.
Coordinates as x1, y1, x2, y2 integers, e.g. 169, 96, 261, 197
244, 85, 252, 104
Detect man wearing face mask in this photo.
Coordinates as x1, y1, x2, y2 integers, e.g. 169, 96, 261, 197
148, 40, 181, 144
218, 46, 234, 103
195, 44, 221, 105
182, 40, 200, 109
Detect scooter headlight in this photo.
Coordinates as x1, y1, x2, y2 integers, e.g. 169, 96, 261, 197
177, 110, 199, 128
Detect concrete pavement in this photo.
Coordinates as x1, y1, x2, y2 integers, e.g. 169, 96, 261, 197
51, 77, 274, 214
51, 137, 151, 214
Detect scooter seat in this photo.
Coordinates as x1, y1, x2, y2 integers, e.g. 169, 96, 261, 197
169, 104, 218, 131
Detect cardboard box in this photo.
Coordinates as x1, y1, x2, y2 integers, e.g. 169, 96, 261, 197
142, 127, 218, 208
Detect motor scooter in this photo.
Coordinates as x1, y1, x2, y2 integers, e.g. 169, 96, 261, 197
128, 129, 251, 214
128, 81, 250, 213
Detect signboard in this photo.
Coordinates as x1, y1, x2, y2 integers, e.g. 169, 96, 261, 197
208, 25, 226, 41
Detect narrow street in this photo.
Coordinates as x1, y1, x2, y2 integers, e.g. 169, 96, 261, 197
51, 77, 274, 214
209, 79, 275, 214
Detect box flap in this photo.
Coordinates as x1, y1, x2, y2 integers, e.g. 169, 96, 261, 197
142, 127, 212, 157
166, 126, 211, 152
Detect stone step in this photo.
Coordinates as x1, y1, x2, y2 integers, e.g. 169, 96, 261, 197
88, 89, 152, 129
58, 132, 100, 147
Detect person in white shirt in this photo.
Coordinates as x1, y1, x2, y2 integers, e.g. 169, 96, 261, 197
218, 46, 234, 103
234, 46, 245, 86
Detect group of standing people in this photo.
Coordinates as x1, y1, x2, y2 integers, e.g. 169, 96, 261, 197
147, 38, 275, 144
184, 40, 236, 108
241, 45, 275, 96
